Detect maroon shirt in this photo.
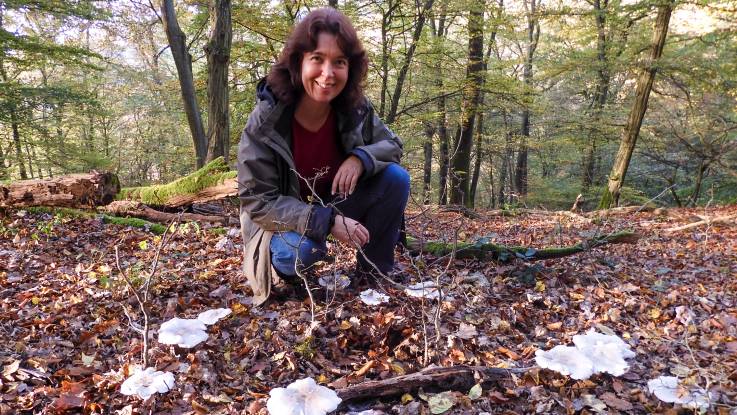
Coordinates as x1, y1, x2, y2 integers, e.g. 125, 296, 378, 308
291, 110, 344, 202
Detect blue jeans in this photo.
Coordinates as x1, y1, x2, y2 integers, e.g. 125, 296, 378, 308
271, 163, 410, 276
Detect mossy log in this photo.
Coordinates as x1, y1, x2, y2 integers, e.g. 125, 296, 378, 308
0, 172, 120, 208
406, 231, 639, 262
119, 157, 237, 207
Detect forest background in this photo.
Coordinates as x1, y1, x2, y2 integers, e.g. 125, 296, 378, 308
1, 0, 736, 211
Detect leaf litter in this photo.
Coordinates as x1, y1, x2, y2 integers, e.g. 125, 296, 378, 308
0, 205, 735, 413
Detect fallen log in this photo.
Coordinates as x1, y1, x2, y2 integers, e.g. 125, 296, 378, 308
406, 231, 639, 262
120, 157, 236, 207
102, 201, 233, 225
0, 172, 120, 208
335, 365, 530, 403
665, 213, 737, 233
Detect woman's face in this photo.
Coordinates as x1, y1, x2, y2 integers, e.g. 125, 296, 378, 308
300, 32, 348, 106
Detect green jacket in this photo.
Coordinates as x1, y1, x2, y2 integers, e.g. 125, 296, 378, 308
237, 82, 403, 304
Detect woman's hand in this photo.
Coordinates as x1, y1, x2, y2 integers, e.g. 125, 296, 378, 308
332, 155, 364, 196
330, 215, 370, 247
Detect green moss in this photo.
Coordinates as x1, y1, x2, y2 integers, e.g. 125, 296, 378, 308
294, 336, 315, 359
26, 206, 95, 218
102, 215, 167, 234
118, 157, 236, 205
209, 227, 227, 235
598, 187, 615, 210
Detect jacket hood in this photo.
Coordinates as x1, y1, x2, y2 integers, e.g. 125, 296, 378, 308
256, 78, 277, 106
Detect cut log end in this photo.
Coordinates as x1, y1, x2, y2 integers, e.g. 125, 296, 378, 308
0, 172, 121, 208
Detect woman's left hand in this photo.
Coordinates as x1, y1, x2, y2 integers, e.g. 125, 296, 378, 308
332, 155, 363, 196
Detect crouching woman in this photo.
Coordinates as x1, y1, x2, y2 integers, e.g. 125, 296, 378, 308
237, 8, 409, 305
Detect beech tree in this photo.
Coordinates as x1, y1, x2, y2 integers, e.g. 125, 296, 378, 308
599, 0, 674, 209
449, 0, 484, 206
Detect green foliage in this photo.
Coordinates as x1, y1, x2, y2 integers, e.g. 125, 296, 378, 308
119, 157, 236, 205
1, 0, 735, 210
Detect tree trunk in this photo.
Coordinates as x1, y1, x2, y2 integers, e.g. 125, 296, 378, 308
498, 113, 513, 206
432, 7, 449, 205
582, 0, 611, 191
161, 0, 208, 169
487, 148, 496, 208
469, 111, 483, 207
689, 160, 708, 206
0, 172, 120, 208
514, 0, 539, 197
469, 17, 498, 208
10, 110, 27, 180
385, 0, 435, 124
328, 0, 338, 8
378, 1, 393, 118
205, 0, 232, 164
599, 1, 674, 209
450, 2, 484, 206
422, 124, 434, 205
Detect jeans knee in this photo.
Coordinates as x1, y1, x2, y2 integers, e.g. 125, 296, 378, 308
298, 242, 327, 266
384, 164, 410, 195
271, 232, 326, 276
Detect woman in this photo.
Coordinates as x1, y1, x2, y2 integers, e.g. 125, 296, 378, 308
237, 8, 409, 305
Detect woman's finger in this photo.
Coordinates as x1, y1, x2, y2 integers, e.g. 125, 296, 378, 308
341, 172, 351, 195
331, 171, 341, 195
348, 171, 359, 194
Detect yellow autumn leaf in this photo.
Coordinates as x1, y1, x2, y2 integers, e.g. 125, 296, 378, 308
569, 292, 585, 301
340, 320, 352, 330
31, 296, 41, 305
390, 363, 406, 375
535, 280, 546, 292
401, 393, 414, 404
231, 302, 246, 315
650, 308, 661, 319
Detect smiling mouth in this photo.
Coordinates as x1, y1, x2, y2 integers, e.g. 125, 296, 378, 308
315, 81, 334, 89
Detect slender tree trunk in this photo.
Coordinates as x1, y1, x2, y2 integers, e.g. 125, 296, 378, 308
0, 143, 6, 181
469, 15, 499, 208
469, 111, 484, 207
422, 124, 434, 205
582, 0, 610, 191
487, 149, 496, 208
437, 101, 449, 205
514, 0, 539, 197
385, 0, 435, 124
689, 160, 709, 206
498, 113, 512, 206
161, 0, 208, 168
329, 0, 338, 8
450, 1, 484, 207
432, 6, 449, 205
379, 2, 392, 118
599, 1, 674, 209
205, 0, 232, 164
11, 111, 27, 180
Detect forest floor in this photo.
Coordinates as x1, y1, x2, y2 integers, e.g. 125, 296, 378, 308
1, 204, 736, 414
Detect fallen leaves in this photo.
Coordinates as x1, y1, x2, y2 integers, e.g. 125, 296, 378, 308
0, 205, 735, 413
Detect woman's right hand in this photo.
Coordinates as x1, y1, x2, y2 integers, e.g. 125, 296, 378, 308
331, 215, 370, 247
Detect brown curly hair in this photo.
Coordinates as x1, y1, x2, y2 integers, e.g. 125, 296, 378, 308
267, 8, 368, 112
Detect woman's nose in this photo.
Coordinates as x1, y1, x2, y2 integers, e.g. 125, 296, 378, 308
322, 62, 334, 77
